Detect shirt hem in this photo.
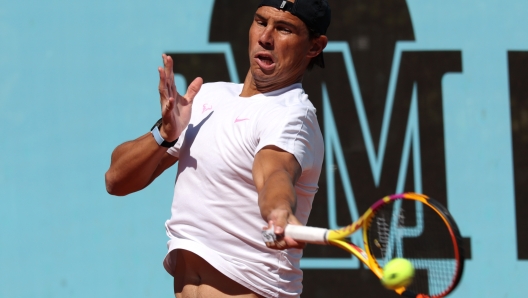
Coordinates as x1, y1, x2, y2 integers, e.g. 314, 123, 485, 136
163, 238, 280, 298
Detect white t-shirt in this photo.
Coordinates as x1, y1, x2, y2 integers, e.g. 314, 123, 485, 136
163, 82, 324, 298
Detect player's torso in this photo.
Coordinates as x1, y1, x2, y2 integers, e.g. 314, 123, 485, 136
179, 83, 266, 185
170, 83, 278, 244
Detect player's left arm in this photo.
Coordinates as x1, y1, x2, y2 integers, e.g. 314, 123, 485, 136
252, 145, 305, 249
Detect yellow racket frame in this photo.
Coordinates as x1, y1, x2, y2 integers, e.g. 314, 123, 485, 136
324, 193, 463, 297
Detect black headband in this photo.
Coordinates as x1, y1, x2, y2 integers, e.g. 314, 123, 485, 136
258, 0, 331, 35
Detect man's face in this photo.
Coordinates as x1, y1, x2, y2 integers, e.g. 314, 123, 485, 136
248, 5, 314, 88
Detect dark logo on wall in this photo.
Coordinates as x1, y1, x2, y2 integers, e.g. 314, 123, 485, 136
168, 0, 473, 296
508, 51, 528, 260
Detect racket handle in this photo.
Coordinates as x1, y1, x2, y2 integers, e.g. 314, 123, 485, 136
285, 225, 328, 245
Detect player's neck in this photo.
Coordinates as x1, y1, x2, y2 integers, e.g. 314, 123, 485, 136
239, 70, 303, 97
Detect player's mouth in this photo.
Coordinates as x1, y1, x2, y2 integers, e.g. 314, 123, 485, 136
255, 52, 276, 71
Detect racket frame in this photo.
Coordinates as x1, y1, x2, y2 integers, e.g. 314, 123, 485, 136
283, 192, 465, 298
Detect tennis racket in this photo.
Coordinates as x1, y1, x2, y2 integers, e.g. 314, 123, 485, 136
262, 193, 465, 298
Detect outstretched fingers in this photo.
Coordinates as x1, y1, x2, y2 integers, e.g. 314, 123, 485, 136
183, 77, 204, 104
159, 54, 176, 99
163, 54, 176, 96
164, 97, 175, 115
158, 66, 169, 101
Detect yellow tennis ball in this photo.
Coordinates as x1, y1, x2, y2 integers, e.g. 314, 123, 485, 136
381, 258, 415, 289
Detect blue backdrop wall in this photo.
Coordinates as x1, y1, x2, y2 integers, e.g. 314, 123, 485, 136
1, 0, 527, 297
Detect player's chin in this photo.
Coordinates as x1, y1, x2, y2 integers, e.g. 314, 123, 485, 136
251, 63, 276, 78
251, 70, 275, 82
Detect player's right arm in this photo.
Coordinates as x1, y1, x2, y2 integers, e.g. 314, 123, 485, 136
105, 136, 178, 196
105, 54, 203, 196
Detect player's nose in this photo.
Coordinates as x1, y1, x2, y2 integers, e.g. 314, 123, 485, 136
258, 27, 274, 49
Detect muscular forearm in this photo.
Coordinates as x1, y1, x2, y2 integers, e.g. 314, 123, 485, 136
258, 170, 297, 221
253, 147, 304, 249
105, 132, 172, 196
258, 170, 305, 250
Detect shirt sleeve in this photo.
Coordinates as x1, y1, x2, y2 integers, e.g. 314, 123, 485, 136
255, 104, 321, 172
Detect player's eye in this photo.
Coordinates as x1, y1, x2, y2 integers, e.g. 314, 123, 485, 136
278, 27, 292, 33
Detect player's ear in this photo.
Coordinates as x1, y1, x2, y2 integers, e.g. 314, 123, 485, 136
307, 35, 328, 59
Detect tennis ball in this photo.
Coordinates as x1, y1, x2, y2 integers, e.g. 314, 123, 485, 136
381, 258, 415, 290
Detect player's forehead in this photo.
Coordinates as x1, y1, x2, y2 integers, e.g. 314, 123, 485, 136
254, 5, 307, 30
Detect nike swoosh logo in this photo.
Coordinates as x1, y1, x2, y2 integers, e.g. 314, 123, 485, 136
235, 117, 250, 123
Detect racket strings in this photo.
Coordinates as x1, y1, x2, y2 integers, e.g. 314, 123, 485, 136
367, 199, 461, 297
375, 215, 390, 259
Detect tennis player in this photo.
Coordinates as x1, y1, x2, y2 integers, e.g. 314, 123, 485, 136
105, 0, 330, 297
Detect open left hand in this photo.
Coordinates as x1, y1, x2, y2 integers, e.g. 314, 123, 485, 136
158, 54, 203, 141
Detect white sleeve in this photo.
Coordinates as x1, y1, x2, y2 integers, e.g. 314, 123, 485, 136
255, 105, 319, 172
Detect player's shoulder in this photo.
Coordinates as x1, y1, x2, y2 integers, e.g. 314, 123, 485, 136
191, 81, 242, 108
266, 84, 317, 116
197, 81, 242, 96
